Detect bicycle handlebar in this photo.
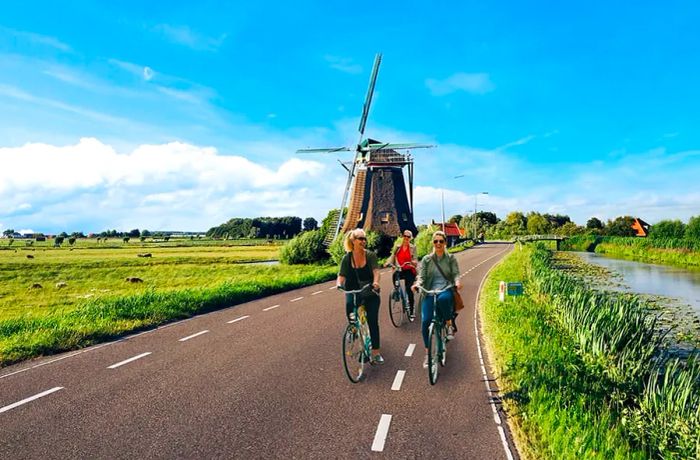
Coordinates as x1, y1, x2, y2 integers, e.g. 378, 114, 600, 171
336, 284, 378, 295
414, 285, 453, 296
387, 262, 415, 270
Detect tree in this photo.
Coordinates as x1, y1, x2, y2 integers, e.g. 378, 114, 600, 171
685, 216, 700, 240
526, 213, 551, 235
586, 217, 603, 230
2, 229, 15, 237
556, 222, 583, 236
505, 211, 527, 235
605, 216, 637, 237
303, 217, 318, 232
476, 211, 499, 226
128, 229, 140, 238
650, 220, 685, 239
449, 214, 463, 224
68, 237, 76, 246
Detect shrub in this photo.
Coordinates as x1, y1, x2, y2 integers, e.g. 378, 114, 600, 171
415, 224, 439, 258
280, 229, 328, 264
327, 230, 382, 265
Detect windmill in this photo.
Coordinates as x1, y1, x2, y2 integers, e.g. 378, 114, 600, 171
297, 53, 435, 244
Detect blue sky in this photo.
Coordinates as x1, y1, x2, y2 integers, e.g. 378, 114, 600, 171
1, 1, 699, 234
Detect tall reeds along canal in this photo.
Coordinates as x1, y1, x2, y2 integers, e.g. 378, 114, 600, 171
481, 244, 699, 459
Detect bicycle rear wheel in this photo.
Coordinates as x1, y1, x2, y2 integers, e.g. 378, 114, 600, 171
427, 323, 439, 385
388, 289, 405, 328
440, 326, 447, 367
342, 324, 366, 383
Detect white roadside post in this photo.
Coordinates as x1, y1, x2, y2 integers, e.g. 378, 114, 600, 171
499, 281, 506, 302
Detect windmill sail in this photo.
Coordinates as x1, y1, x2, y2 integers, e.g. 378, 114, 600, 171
296, 53, 435, 245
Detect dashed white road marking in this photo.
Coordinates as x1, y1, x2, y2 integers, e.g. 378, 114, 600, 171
371, 414, 392, 452
263, 304, 280, 311
290, 297, 304, 302
311, 290, 324, 296
179, 330, 209, 342
404, 343, 416, 357
227, 315, 249, 324
107, 352, 152, 369
391, 370, 406, 391
0, 387, 64, 414
328, 286, 336, 291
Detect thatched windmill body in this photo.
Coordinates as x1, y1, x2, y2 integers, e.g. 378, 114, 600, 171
298, 54, 435, 244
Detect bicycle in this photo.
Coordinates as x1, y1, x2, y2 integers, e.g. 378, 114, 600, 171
337, 284, 376, 383
387, 262, 415, 327
415, 285, 453, 385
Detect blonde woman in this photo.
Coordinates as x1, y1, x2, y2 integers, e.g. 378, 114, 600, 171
336, 229, 384, 364
412, 230, 462, 368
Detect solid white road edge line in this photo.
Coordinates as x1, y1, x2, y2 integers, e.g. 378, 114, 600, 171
471, 246, 515, 459
0, 387, 64, 414
107, 352, 152, 369
391, 370, 406, 391
179, 330, 209, 342
263, 304, 280, 312
371, 414, 392, 452
227, 315, 250, 324
404, 343, 416, 357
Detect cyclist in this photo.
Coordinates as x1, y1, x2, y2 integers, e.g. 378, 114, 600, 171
412, 230, 462, 368
336, 228, 384, 364
384, 229, 418, 319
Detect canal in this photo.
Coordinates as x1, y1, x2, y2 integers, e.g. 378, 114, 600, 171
576, 252, 700, 342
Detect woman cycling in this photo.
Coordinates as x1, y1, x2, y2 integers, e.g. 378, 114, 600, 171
412, 230, 462, 368
336, 228, 384, 364
384, 229, 419, 319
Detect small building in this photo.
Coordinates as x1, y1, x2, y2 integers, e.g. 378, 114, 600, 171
631, 218, 650, 237
432, 221, 465, 247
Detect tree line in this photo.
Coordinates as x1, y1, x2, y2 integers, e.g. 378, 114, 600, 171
206, 216, 318, 240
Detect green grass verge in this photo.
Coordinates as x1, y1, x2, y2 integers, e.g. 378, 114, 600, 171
480, 246, 647, 459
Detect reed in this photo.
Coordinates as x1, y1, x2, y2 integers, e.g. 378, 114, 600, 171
528, 244, 699, 457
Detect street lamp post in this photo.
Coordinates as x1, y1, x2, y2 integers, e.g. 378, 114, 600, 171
473, 191, 488, 240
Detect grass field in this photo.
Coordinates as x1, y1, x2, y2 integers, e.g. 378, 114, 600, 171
0, 240, 281, 320
0, 239, 338, 366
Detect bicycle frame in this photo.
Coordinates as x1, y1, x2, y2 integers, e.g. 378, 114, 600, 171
416, 284, 453, 385
387, 263, 413, 327
337, 284, 375, 383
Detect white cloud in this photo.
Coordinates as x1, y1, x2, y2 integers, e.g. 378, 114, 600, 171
0, 83, 137, 126
426, 72, 494, 96
324, 55, 363, 74
0, 26, 72, 52
153, 24, 227, 51
0, 138, 336, 233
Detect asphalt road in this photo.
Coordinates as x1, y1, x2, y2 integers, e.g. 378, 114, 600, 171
0, 242, 516, 459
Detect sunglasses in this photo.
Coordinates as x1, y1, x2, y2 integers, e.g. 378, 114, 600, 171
403, 235, 410, 238
433, 239, 445, 244
356, 236, 367, 241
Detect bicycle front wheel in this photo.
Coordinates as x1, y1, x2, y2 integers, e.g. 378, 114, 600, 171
427, 323, 440, 385
388, 289, 405, 328
342, 325, 366, 383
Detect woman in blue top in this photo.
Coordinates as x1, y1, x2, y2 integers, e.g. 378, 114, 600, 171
412, 230, 462, 368
336, 228, 384, 364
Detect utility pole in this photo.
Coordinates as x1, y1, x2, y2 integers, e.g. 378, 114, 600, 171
474, 191, 488, 240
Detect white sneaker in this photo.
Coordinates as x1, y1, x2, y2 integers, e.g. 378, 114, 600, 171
446, 325, 455, 341
422, 354, 429, 368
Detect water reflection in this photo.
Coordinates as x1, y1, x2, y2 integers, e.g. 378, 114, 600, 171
576, 252, 700, 315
